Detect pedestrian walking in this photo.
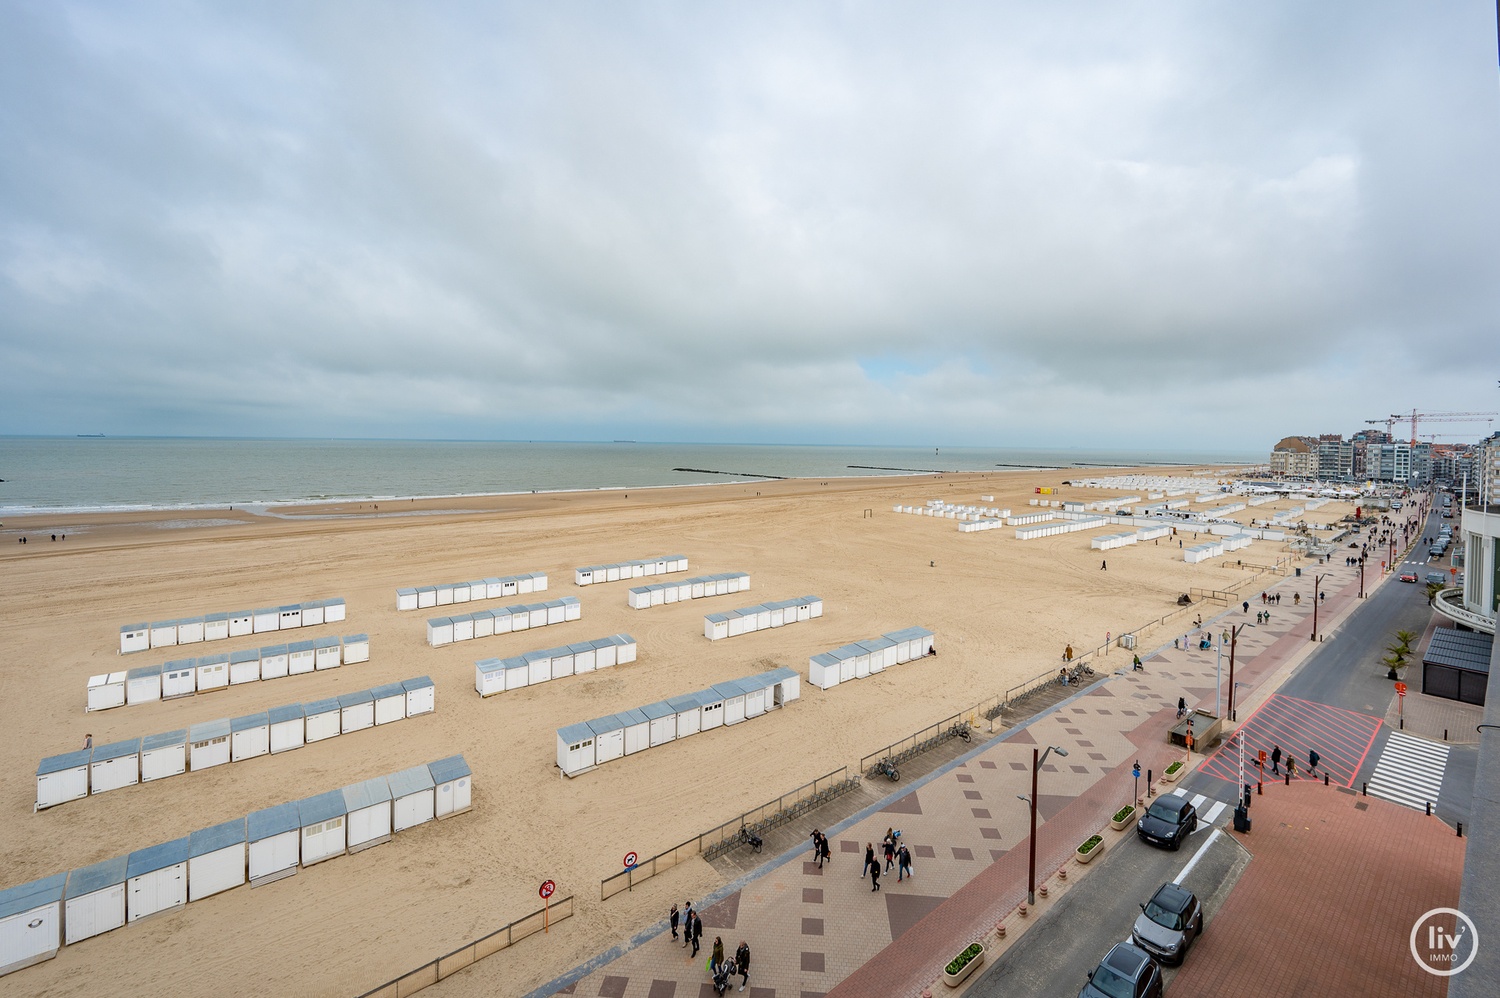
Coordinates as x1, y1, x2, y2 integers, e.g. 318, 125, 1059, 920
862, 843, 875, 879
670, 902, 680, 940
712, 936, 724, 973
1286, 755, 1297, 780
1308, 748, 1320, 776
1271, 745, 1282, 775
810, 829, 823, 864
83, 733, 92, 750
691, 911, 703, 957
870, 861, 881, 891
820, 834, 831, 866
1132, 653, 1143, 672
1243, 601, 1249, 614
683, 902, 694, 948
883, 834, 896, 872
1064, 643, 1074, 662
735, 940, 750, 992
1101, 559, 1107, 571
897, 843, 913, 881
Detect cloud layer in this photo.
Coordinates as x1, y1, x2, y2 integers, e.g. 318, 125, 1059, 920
3, 2, 1498, 448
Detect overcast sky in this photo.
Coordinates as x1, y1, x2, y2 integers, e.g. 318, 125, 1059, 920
2, 2, 1498, 450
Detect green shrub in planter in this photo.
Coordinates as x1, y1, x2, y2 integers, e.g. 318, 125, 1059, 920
1078, 834, 1103, 855
1112, 805, 1135, 824
1165, 760, 1183, 776
946, 943, 984, 977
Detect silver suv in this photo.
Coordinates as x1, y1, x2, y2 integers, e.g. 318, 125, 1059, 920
1132, 882, 1203, 965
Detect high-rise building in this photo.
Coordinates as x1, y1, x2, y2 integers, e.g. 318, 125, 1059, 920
1369, 442, 1412, 482
1317, 435, 1354, 479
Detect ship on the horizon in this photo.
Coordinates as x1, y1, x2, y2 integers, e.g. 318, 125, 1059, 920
77, 433, 106, 438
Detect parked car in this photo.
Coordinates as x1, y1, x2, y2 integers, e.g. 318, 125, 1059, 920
1137, 796, 1198, 850
1400, 573, 1418, 583
1079, 942, 1163, 998
1132, 882, 1204, 966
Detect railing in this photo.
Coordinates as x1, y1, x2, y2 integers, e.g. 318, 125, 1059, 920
859, 712, 973, 778
601, 766, 857, 899
1432, 589, 1495, 635
355, 895, 575, 998
1190, 588, 1236, 603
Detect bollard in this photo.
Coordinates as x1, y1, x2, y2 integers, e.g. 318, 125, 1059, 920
1324, 774, 1329, 786
1257, 780, 1263, 795
1058, 867, 1067, 881
1285, 772, 1290, 786
1362, 782, 1367, 796
1458, 822, 1464, 837
1039, 884, 1049, 899
1426, 801, 1432, 816
1018, 903, 1028, 918
998, 923, 1007, 938
1445, 729, 1449, 741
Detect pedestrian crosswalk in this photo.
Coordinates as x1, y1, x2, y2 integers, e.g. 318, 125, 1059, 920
1168, 788, 1229, 827
1367, 731, 1449, 812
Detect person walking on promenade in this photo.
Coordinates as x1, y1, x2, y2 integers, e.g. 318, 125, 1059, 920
1286, 754, 1297, 780
691, 911, 703, 958
1132, 653, 1143, 672
1243, 601, 1250, 614
735, 940, 750, 992
1271, 745, 1282, 775
883, 831, 896, 871
712, 936, 724, 974
1308, 748, 1321, 777
810, 829, 823, 865
870, 859, 882, 891
670, 902, 680, 941
897, 843, 913, 881
682, 902, 694, 948
862, 843, 876, 879
820, 833, 831, 867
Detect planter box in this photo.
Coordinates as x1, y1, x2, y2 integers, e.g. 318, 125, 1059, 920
1110, 807, 1137, 831
1163, 764, 1184, 783
1076, 837, 1104, 865
943, 944, 985, 987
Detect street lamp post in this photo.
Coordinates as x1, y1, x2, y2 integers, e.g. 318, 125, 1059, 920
1017, 745, 1069, 906
1310, 573, 1325, 641
1227, 624, 1243, 720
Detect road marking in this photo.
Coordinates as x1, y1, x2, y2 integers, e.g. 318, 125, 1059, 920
1175, 828, 1224, 882
1367, 731, 1450, 811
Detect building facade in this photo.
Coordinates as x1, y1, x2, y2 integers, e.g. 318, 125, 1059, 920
1269, 436, 1317, 478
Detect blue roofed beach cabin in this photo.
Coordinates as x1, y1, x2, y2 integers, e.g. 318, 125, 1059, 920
64, 855, 127, 945
188, 819, 246, 901
247, 802, 300, 886
36, 749, 91, 811
429, 755, 472, 817
0, 872, 67, 977
126, 837, 189, 922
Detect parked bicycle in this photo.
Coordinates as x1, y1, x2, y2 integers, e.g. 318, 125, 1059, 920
737, 825, 764, 853
949, 721, 972, 743
874, 757, 901, 782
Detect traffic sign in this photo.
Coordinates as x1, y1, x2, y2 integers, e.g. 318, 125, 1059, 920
623, 851, 638, 869
1395, 682, 1407, 697
539, 879, 556, 899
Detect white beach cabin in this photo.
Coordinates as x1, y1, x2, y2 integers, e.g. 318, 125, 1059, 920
587, 716, 624, 765
149, 620, 178, 649
126, 837, 189, 922
697, 688, 725, 730
712, 681, 747, 725
228, 610, 253, 638
297, 790, 349, 866
252, 608, 279, 634
0, 872, 66, 977
87, 672, 126, 712
258, 644, 289, 680
89, 738, 140, 796
388, 764, 436, 831
125, 664, 162, 706
475, 658, 506, 697
203, 612, 230, 642
188, 719, 231, 771
64, 856, 127, 946
341, 634, 370, 664
619, 708, 651, 755
429, 756, 472, 818
247, 802, 301, 886
403, 676, 435, 716
187, 819, 246, 902
342, 777, 393, 853
140, 729, 187, 782
268, 703, 305, 754
35, 749, 91, 811
195, 653, 229, 692
287, 640, 316, 676
229, 650, 261, 686
371, 683, 407, 725
230, 712, 270, 762
397, 588, 419, 611
119, 624, 149, 655
303, 698, 341, 743
642, 701, 677, 747
177, 617, 205, 645
314, 636, 341, 671
338, 689, 375, 733
667, 694, 702, 737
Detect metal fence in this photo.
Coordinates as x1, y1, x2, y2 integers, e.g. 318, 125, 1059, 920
859, 712, 973, 778
355, 895, 575, 998
601, 766, 857, 899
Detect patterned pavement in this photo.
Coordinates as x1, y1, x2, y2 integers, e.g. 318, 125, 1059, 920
534, 553, 1379, 998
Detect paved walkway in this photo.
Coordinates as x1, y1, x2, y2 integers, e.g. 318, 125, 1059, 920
533, 552, 1382, 998
1170, 781, 1465, 997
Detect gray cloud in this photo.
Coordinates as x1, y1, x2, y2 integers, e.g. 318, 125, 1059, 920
2, 1, 1497, 448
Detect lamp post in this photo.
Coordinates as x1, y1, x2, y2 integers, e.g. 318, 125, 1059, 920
1017, 744, 1069, 906
1227, 624, 1243, 720
1358, 555, 1365, 599
1310, 573, 1325, 641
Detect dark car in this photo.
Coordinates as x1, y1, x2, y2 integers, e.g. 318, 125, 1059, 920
1137, 795, 1197, 850
1132, 882, 1203, 965
1079, 941, 1163, 998
1426, 572, 1448, 585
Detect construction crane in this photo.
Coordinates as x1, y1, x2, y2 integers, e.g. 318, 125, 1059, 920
1364, 416, 1398, 437
1387, 409, 1497, 446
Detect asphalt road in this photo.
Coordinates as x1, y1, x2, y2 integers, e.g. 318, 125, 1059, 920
966, 822, 1251, 997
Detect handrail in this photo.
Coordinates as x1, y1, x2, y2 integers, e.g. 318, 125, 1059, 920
354, 895, 575, 998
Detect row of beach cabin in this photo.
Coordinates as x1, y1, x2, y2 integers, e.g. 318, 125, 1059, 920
894, 504, 1011, 520
704, 596, 822, 640
39, 678, 435, 811
807, 627, 935, 690
88, 635, 370, 712
627, 573, 750, 609
1183, 533, 1253, 563
574, 556, 688, 586
1015, 516, 1107, 540
1, 756, 470, 980
475, 634, 637, 696
426, 597, 581, 647
118, 598, 346, 655
396, 573, 547, 611
556, 668, 800, 777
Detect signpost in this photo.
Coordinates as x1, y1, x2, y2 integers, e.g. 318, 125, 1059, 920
1396, 681, 1407, 729
1133, 761, 1141, 804
539, 879, 556, 932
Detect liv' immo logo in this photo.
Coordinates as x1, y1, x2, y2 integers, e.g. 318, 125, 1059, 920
1410, 908, 1478, 977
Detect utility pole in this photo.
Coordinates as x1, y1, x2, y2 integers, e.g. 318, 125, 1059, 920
1311, 573, 1325, 641
1228, 623, 1243, 720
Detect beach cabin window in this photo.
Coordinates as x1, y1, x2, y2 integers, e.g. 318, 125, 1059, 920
570, 738, 593, 753
703, 703, 721, 719
307, 817, 343, 836
203, 736, 228, 748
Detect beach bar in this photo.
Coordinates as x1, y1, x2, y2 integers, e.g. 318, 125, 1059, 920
247, 803, 300, 886
64, 856, 127, 946
0, 872, 66, 977
187, 819, 246, 902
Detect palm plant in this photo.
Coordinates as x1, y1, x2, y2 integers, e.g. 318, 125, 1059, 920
1383, 629, 1417, 676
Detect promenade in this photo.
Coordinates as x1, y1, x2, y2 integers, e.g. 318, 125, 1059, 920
527, 545, 1388, 998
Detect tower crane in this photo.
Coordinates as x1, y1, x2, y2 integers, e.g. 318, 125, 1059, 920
1388, 410, 1497, 446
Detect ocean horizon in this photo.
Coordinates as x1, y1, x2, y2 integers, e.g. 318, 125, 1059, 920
0, 436, 1262, 515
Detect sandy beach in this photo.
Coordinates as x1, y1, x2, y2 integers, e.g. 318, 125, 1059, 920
0, 468, 1348, 997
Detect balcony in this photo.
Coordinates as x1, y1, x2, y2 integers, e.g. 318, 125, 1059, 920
1432, 588, 1495, 636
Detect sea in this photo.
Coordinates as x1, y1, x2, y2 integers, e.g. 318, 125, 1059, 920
0, 437, 1261, 516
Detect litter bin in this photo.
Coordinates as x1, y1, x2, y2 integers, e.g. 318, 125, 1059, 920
1233, 805, 1251, 833
1295, 567, 1302, 577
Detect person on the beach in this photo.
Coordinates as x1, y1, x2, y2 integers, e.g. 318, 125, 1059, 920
670, 902, 680, 940
735, 940, 750, 992
1064, 644, 1074, 662
83, 733, 92, 750
1100, 559, 1107, 570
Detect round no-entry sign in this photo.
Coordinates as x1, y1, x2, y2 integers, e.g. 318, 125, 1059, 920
539, 880, 556, 899
624, 851, 638, 869
1395, 682, 1407, 697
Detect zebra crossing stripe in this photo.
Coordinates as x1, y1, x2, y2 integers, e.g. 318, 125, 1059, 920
1367, 732, 1449, 811
1167, 788, 1229, 826
1200, 801, 1228, 825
